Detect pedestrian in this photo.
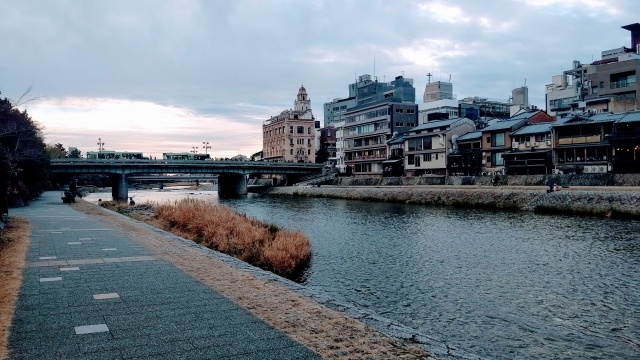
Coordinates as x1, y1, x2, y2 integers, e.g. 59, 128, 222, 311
547, 178, 554, 193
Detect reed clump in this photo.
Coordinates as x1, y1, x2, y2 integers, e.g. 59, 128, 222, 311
153, 198, 311, 277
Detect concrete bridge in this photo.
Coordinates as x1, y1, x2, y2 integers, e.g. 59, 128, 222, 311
50, 159, 324, 200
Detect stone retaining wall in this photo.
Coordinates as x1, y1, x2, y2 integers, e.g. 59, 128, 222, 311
267, 186, 640, 219
332, 173, 640, 187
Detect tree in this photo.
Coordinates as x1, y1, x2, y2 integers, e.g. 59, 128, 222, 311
69, 148, 82, 158
46, 143, 68, 159
0, 91, 50, 211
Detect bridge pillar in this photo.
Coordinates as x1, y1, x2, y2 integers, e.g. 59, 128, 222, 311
111, 174, 128, 202
217, 174, 247, 196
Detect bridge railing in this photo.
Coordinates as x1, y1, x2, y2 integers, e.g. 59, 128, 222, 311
50, 159, 324, 168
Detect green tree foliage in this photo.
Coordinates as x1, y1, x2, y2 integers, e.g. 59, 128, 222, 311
46, 143, 68, 159
0, 92, 50, 211
69, 148, 82, 158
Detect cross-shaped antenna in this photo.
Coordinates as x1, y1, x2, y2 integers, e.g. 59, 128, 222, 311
427, 73, 432, 83
97, 138, 104, 152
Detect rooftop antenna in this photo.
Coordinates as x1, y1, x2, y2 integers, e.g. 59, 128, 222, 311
374, 55, 376, 81
427, 73, 432, 83
449, 74, 451, 83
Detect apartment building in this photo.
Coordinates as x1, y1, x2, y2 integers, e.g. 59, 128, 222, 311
480, 118, 528, 174
343, 102, 418, 174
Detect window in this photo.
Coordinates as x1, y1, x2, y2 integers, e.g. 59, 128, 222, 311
290, 126, 293, 133
290, 149, 293, 155
423, 153, 432, 161
491, 133, 505, 147
290, 139, 294, 145
435, 153, 438, 160
307, 139, 311, 145
308, 127, 311, 134
486, 136, 491, 144
407, 109, 415, 114
491, 152, 504, 166
396, 108, 404, 113
308, 149, 311, 155
297, 126, 304, 134
415, 156, 421, 167
407, 154, 415, 165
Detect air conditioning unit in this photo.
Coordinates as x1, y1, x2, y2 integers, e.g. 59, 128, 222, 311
598, 165, 607, 173
512, 141, 519, 149
546, 140, 552, 146
482, 160, 486, 164
583, 165, 592, 173
533, 142, 540, 147
524, 142, 531, 147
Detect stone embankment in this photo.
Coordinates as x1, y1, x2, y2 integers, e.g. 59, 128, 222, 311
266, 186, 640, 219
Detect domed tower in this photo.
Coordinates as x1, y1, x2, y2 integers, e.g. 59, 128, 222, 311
294, 85, 310, 112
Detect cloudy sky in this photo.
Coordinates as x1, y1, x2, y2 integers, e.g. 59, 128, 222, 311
1, 0, 637, 158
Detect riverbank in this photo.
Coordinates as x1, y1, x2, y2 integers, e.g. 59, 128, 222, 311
69, 200, 458, 359
266, 185, 640, 219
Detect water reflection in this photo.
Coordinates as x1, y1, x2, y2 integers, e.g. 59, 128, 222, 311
84, 189, 640, 359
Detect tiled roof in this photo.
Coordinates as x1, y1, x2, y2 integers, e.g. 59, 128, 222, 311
556, 112, 626, 126
482, 118, 527, 131
387, 134, 409, 145
509, 110, 541, 120
511, 123, 554, 136
617, 111, 640, 123
410, 118, 467, 132
457, 131, 482, 141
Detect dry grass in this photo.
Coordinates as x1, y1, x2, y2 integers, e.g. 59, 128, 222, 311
149, 199, 311, 277
70, 200, 431, 359
0, 218, 31, 360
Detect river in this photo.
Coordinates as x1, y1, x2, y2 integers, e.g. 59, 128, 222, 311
83, 187, 640, 359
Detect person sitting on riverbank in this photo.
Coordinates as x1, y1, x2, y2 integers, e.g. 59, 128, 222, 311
554, 183, 561, 192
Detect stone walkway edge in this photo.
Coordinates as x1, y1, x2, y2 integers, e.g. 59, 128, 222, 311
96, 204, 483, 360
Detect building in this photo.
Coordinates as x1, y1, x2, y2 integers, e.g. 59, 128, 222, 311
333, 120, 346, 173
423, 81, 453, 103
546, 23, 640, 117
551, 112, 624, 174
502, 122, 555, 175
480, 118, 528, 174
316, 126, 337, 163
343, 102, 418, 174
418, 99, 459, 124
459, 96, 512, 128
447, 131, 483, 176
262, 86, 316, 163
611, 111, 640, 173
323, 74, 416, 126
403, 118, 475, 176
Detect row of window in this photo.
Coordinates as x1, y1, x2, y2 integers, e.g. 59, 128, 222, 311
264, 126, 312, 138
395, 108, 415, 114
264, 148, 312, 157
407, 137, 433, 151
344, 121, 389, 136
512, 134, 551, 143
407, 153, 439, 166
345, 108, 389, 124
395, 122, 416, 127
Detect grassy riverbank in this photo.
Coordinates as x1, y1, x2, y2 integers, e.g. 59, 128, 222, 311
100, 199, 312, 277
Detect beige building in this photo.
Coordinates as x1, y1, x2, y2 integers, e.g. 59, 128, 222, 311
262, 86, 316, 163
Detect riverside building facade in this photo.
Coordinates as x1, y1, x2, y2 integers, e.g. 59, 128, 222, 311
262, 86, 316, 163
343, 101, 418, 174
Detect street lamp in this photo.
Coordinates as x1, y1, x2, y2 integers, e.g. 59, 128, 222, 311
97, 138, 105, 152
190, 146, 198, 154
202, 142, 211, 155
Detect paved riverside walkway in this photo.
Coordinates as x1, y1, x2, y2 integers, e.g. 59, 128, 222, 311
7, 192, 321, 360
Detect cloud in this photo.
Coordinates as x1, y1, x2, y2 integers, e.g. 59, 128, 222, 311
28, 97, 263, 158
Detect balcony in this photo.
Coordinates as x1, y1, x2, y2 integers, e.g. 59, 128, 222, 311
610, 80, 636, 89
346, 154, 387, 162
556, 134, 602, 145
504, 159, 547, 167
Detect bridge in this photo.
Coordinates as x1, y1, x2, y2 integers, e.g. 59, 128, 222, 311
50, 159, 324, 200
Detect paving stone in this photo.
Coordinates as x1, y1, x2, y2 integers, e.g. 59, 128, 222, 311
7, 192, 321, 360
39, 277, 62, 282
75, 324, 109, 334
60, 267, 80, 271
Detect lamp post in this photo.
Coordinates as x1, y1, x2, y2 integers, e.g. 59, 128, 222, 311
97, 138, 104, 152
190, 146, 198, 154
202, 142, 211, 155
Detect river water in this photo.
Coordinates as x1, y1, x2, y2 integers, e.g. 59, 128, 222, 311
84, 187, 640, 359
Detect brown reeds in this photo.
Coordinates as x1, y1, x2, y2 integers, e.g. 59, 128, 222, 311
152, 198, 311, 277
